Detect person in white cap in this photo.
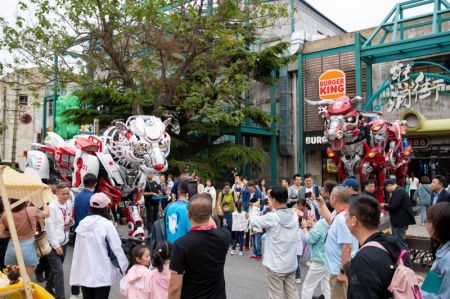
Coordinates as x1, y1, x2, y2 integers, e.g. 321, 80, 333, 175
69, 192, 128, 299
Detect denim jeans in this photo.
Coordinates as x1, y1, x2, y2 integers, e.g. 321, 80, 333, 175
232, 231, 244, 251
392, 226, 413, 266
392, 226, 408, 249
252, 233, 262, 257
295, 255, 301, 279
420, 204, 429, 224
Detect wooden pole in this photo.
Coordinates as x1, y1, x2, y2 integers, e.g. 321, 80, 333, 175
0, 166, 33, 298
10, 88, 21, 167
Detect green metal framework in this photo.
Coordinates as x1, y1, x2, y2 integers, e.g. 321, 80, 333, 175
296, 0, 450, 176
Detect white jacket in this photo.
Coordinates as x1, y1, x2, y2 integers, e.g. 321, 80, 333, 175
248, 206, 263, 233
204, 186, 217, 208
45, 200, 72, 249
70, 215, 128, 287
231, 211, 248, 232
250, 207, 298, 273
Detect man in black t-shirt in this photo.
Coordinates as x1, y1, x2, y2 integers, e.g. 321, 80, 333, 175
169, 193, 231, 299
144, 175, 162, 234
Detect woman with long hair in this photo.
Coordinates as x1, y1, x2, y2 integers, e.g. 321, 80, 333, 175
70, 193, 128, 299
0, 198, 49, 277
422, 202, 450, 298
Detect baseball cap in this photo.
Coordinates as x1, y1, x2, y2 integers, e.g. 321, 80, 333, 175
342, 178, 359, 190
47, 177, 59, 185
90, 192, 111, 208
383, 179, 396, 187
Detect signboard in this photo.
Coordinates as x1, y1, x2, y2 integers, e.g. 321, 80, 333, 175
408, 137, 429, 149
387, 63, 446, 112
304, 131, 328, 149
305, 135, 327, 145
319, 69, 346, 100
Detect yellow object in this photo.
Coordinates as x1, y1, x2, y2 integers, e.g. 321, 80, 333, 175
0, 282, 54, 298
0, 166, 53, 298
401, 109, 450, 136
1, 167, 53, 208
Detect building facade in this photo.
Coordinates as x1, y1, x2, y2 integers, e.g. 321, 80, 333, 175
249, 0, 450, 185
0, 68, 76, 169
240, 0, 346, 184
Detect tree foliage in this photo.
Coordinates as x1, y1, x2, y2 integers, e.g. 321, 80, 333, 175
1, 0, 293, 178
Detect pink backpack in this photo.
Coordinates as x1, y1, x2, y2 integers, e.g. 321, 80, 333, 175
362, 241, 423, 299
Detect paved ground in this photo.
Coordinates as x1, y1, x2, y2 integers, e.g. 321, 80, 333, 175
36, 240, 312, 299
35, 223, 314, 299
35, 216, 429, 298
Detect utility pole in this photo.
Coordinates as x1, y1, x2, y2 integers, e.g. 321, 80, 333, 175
2, 87, 6, 160
10, 87, 21, 167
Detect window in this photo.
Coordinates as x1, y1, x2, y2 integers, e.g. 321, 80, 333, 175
19, 95, 28, 106
47, 102, 53, 116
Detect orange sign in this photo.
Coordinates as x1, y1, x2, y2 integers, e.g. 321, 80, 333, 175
319, 69, 346, 100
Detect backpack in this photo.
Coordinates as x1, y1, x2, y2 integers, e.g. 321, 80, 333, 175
363, 241, 423, 299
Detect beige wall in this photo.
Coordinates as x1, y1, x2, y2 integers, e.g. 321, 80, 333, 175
0, 68, 53, 169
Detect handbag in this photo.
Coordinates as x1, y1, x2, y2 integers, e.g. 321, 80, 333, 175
25, 208, 51, 257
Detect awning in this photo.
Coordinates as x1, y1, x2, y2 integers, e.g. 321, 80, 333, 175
1, 166, 54, 208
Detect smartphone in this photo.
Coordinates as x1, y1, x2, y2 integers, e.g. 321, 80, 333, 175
188, 179, 198, 199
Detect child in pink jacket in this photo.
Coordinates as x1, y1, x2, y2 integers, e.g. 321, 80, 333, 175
120, 242, 171, 299
147, 241, 171, 299
120, 244, 151, 299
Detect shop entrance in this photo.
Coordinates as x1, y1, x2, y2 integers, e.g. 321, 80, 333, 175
409, 145, 450, 183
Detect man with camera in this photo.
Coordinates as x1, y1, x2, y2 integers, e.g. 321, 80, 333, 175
299, 173, 321, 218
287, 174, 302, 208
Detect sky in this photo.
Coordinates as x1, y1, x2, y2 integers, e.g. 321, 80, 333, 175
0, 0, 401, 69
307, 0, 399, 32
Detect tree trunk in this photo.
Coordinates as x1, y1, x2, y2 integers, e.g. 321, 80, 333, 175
132, 100, 143, 115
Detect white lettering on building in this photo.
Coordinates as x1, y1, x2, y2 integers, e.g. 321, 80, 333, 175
387, 63, 446, 112
305, 136, 328, 145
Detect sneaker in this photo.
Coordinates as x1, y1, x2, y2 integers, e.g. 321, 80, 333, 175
249, 255, 257, 259
244, 246, 250, 251
254, 256, 262, 261
295, 278, 302, 284
69, 295, 83, 299
239, 251, 243, 256
230, 250, 237, 255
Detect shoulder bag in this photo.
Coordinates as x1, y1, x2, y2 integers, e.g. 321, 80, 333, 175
25, 208, 51, 257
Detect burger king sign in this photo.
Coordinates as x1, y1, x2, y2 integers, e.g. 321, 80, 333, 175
319, 69, 346, 100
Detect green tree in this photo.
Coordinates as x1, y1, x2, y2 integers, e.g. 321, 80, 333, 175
1, 0, 293, 178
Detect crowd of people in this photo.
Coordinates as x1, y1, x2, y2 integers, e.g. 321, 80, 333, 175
0, 169, 448, 299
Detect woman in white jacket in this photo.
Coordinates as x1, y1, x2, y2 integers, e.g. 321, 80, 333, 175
70, 192, 128, 299
204, 178, 217, 209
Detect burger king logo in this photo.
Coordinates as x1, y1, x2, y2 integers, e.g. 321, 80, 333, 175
319, 69, 346, 100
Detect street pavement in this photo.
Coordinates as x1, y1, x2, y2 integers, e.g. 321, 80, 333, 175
35, 226, 312, 299
36, 216, 429, 298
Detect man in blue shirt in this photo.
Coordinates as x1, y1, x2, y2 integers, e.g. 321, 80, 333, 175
71, 173, 96, 298
166, 180, 192, 244
73, 173, 97, 231
241, 181, 262, 212
320, 185, 359, 299
171, 172, 189, 202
